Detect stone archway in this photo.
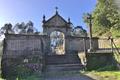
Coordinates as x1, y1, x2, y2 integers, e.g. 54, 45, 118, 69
50, 31, 65, 55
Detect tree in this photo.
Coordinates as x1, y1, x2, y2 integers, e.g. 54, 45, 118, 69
0, 21, 40, 42
26, 21, 34, 33
13, 21, 37, 34
0, 23, 14, 41
0, 23, 14, 35
72, 26, 87, 37
0, 21, 39, 41
83, 0, 120, 37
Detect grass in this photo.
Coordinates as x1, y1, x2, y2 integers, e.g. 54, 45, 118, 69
19, 71, 120, 80
16, 75, 44, 80
18, 71, 120, 80
86, 71, 120, 80
0, 69, 119, 80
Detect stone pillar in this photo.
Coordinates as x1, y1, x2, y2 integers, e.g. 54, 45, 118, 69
87, 14, 93, 51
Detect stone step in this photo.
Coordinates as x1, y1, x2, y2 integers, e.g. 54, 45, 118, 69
46, 55, 81, 65
45, 64, 84, 72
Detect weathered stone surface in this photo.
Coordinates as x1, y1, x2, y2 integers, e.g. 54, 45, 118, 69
86, 53, 116, 70
2, 12, 110, 79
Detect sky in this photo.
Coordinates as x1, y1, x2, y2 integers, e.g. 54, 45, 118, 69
0, 0, 97, 32
115, 0, 120, 11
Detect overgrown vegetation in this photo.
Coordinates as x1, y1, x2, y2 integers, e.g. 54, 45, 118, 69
83, 0, 120, 37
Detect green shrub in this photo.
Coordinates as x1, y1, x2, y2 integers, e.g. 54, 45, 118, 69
110, 28, 120, 38
16, 64, 33, 79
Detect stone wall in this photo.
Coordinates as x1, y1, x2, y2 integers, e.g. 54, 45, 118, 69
3, 34, 47, 57
86, 53, 116, 70
1, 33, 100, 79
1, 34, 49, 79
65, 37, 99, 53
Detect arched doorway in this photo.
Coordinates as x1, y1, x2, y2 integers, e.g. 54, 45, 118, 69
50, 31, 65, 55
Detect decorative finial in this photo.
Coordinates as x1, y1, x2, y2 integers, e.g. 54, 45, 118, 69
42, 15, 46, 23
55, 7, 58, 14
68, 17, 71, 24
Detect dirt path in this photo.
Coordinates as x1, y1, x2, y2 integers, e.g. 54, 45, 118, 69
44, 71, 95, 80
45, 75, 94, 80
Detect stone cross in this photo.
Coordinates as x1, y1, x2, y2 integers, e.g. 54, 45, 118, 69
87, 13, 93, 38
87, 13, 93, 51
55, 7, 58, 14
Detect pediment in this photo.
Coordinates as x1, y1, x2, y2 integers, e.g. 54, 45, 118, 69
44, 13, 68, 27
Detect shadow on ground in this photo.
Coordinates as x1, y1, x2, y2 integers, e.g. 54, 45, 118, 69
43, 71, 95, 80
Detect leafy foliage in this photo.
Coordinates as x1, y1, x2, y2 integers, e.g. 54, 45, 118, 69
0, 21, 38, 36
83, 0, 120, 37
0, 23, 14, 36
13, 21, 37, 34
72, 26, 87, 37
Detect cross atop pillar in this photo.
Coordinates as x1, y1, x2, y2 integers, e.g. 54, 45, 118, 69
87, 13, 93, 38
87, 13, 94, 52
55, 7, 58, 14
